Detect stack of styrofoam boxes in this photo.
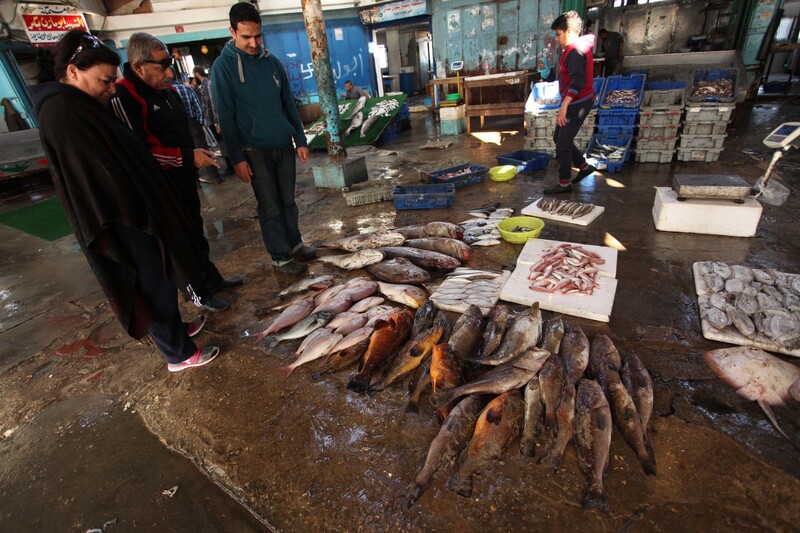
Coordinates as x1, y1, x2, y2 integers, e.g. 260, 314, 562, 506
524, 82, 559, 156
439, 104, 466, 136
594, 74, 646, 167
635, 82, 685, 164
678, 68, 738, 162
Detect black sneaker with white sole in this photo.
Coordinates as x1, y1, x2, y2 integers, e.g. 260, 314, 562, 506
273, 259, 308, 276
572, 165, 598, 184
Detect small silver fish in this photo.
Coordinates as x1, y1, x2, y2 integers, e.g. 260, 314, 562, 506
472, 240, 501, 247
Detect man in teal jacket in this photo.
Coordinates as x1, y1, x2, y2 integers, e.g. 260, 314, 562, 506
212, 2, 315, 276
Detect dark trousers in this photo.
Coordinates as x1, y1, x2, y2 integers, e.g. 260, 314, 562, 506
171, 172, 223, 299
187, 118, 220, 182
553, 98, 594, 183
605, 56, 622, 76
114, 224, 196, 364
244, 147, 302, 262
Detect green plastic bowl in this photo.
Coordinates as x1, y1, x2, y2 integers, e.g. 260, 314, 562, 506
498, 216, 545, 244
445, 92, 462, 101
489, 165, 517, 182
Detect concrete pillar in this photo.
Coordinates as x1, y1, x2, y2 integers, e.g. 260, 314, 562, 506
301, 0, 346, 160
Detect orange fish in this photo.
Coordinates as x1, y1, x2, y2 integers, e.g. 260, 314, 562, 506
347, 308, 414, 393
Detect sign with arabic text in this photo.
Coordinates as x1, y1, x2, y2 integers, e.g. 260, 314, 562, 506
20, 4, 89, 48
359, 0, 427, 25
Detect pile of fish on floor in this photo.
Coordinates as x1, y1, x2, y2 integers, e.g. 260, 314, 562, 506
404, 302, 656, 511
459, 203, 515, 246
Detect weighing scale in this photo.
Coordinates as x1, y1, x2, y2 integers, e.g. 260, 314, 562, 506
439, 61, 464, 107
753, 121, 800, 205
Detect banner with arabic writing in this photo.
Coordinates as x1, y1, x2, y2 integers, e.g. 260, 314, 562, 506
20, 4, 89, 48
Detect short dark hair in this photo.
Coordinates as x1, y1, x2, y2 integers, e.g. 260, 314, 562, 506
229, 2, 261, 30
193, 66, 206, 77
344, 80, 353, 85
599, 28, 608, 36
551, 11, 583, 35
53, 29, 120, 81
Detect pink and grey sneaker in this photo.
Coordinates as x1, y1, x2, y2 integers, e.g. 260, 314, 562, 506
185, 315, 206, 338
167, 346, 220, 373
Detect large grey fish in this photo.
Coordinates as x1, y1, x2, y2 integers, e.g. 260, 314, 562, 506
263, 311, 333, 348
476, 305, 510, 361
574, 379, 612, 513
412, 299, 436, 337
376, 281, 427, 309
349, 95, 366, 118
561, 321, 590, 385
447, 305, 484, 360
446, 390, 524, 497
589, 335, 656, 475
345, 111, 363, 136
314, 249, 384, 270
540, 316, 564, 355
367, 257, 431, 284
519, 376, 545, 457
538, 382, 575, 472
461, 302, 542, 366
360, 113, 380, 137
406, 354, 432, 413
275, 329, 343, 378
252, 297, 316, 342
404, 238, 472, 262
395, 222, 464, 240
318, 231, 405, 252
620, 352, 654, 435
406, 395, 487, 506
539, 353, 565, 429
378, 247, 461, 272
434, 310, 452, 344
434, 348, 550, 407
278, 275, 335, 297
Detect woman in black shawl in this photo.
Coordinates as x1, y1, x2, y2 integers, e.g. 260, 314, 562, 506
33, 30, 219, 372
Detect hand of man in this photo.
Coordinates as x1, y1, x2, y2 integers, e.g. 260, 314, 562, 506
234, 161, 253, 184
215, 123, 221, 135
557, 105, 568, 127
296, 147, 310, 164
194, 148, 220, 169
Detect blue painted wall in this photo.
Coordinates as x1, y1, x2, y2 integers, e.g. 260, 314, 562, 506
431, 0, 560, 77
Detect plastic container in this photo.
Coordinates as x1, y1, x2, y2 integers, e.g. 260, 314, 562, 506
342, 179, 396, 206
684, 105, 734, 123
597, 124, 637, 140
526, 125, 555, 139
428, 164, 488, 189
525, 109, 558, 129
496, 150, 552, 172
531, 81, 562, 110
597, 109, 639, 126
635, 149, 675, 164
488, 165, 517, 182
678, 134, 727, 150
688, 68, 739, 103
639, 110, 683, 127
585, 133, 634, 173
393, 183, 455, 210
440, 117, 467, 136
592, 77, 606, 108
637, 124, 681, 138
641, 82, 686, 110
497, 216, 545, 244
635, 137, 678, 151
524, 137, 556, 152
439, 105, 465, 120
676, 147, 723, 162
415, 158, 469, 181
600, 74, 647, 109
445, 93, 461, 101
681, 121, 728, 136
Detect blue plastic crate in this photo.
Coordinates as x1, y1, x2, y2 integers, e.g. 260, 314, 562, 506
496, 150, 551, 172
585, 132, 634, 173
592, 77, 606, 108
393, 183, 455, 210
531, 81, 561, 110
397, 103, 410, 120
600, 74, 647, 109
428, 164, 488, 189
688, 68, 739, 103
597, 124, 637, 143
597, 108, 639, 126
622, 69, 648, 77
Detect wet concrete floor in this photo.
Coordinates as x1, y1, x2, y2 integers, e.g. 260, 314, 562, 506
0, 99, 799, 531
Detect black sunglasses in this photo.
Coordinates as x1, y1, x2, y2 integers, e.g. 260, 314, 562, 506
68, 34, 103, 64
140, 57, 175, 70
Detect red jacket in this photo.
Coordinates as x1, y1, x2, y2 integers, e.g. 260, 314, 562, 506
558, 34, 596, 104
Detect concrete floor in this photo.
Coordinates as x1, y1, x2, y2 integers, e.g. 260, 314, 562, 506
0, 99, 799, 531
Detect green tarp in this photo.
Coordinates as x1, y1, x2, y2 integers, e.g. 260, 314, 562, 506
305, 94, 407, 148
0, 196, 72, 241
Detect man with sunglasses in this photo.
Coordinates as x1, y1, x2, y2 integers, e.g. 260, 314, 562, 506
111, 32, 242, 312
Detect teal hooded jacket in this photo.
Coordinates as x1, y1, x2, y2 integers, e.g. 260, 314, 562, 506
212, 41, 307, 165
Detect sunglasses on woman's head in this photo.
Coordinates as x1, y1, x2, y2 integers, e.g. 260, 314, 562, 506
68, 34, 103, 64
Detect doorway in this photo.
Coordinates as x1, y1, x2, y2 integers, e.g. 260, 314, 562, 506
372, 22, 433, 98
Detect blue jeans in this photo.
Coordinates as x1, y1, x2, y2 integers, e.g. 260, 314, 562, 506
244, 147, 302, 261
553, 98, 593, 183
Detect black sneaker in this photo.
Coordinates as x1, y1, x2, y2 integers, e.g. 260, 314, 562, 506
273, 259, 308, 276
197, 295, 231, 312
292, 244, 317, 262
543, 183, 573, 195
572, 165, 597, 184
214, 276, 244, 292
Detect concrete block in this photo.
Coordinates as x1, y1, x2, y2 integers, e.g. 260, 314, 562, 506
312, 156, 368, 189
652, 187, 762, 237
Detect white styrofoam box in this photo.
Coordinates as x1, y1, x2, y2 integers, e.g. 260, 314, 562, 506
639, 110, 682, 127
637, 124, 681, 138
440, 117, 467, 136
521, 199, 605, 226
678, 134, 727, 150
652, 187, 762, 237
676, 147, 723, 162
634, 149, 674, 164
684, 105, 734, 123
439, 105, 465, 120
499, 238, 619, 322
635, 137, 678, 151
682, 121, 728, 136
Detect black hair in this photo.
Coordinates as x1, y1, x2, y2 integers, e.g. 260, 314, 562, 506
229, 2, 261, 31
599, 28, 608, 35
344, 80, 353, 85
53, 29, 120, 81
193, 66, 206, 77
551, 11, 583, 35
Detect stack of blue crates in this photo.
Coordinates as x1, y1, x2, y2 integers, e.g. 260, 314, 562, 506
597, 74, 646, 144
